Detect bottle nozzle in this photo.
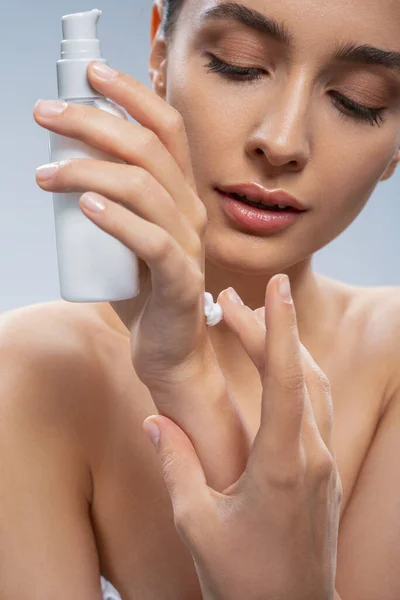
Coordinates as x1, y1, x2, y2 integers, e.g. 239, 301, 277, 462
60, 9, 103, 60
62, 9, 102, 41
57, 9, 107, 99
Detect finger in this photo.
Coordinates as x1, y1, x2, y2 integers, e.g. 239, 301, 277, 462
251, 274, 306, 467
36, 158, 199, 260
297, 344, 335, 456
78, 190, 203, 309
87, 62, 198, 193
33, 97, 207, 236
217, 285, 334, 455
217, 288, 266, 379
142, 415, 211, 534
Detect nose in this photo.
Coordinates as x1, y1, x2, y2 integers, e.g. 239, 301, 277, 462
246, 78, 311, 174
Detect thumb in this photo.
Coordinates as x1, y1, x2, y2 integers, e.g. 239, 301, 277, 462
143, 415, 209, 513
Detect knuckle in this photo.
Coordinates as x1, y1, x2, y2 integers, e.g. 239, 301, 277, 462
173, 500, 194, 532
301, 344, 331, 392
168, 110, 185, 135
188, 263, 204, 290
319, 372, 334, 429
140, 127, 159, 152
160, 452, 178, 492
318, 370, 332, 395
149, 231, 174, 262
311, 448, 335, 481
131, 166, 151, 190
74, 106, 90, 128
274, 468, 301, 489
280, 363, 305, 393
326, 402, 334, 432
265, 452, 304, 489
131, 167, 177, 214
188, 231, 203, 258
54, 159, 85, 192
197, 206, 209, 235
55, 159, 74, 184
192, 272, 205, 301
179, 266, 204, 308
186, 191, 208, 236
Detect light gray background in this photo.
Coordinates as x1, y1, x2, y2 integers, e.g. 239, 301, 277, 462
1, 0, 398, 314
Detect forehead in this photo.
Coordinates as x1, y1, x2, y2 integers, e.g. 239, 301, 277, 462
182, 0, 400, 45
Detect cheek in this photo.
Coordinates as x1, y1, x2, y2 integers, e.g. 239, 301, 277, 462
321, 139, 395, 219
171, 96, 232, 143
166, 69, 239, 165
309, 139, 395, 249
167, 62, 397, 221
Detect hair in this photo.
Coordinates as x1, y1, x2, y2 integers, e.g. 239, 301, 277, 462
162, 0, 186, 43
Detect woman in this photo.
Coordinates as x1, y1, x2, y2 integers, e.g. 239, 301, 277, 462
1, 0, 399, 598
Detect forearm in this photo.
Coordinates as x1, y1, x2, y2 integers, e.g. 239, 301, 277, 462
334, 591, 343, 600
147, 346, 252, 491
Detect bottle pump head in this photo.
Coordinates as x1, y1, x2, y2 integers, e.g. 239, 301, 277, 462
57, 8, 108, 100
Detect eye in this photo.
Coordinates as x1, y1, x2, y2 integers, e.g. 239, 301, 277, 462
203, 54, 387, 127
330, 91, 386, 127
203, 53, 266, 82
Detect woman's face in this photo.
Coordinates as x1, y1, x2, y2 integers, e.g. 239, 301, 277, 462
151, 0, 400, 274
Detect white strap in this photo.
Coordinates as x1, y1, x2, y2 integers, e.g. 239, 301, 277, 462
100, 576, 122, 600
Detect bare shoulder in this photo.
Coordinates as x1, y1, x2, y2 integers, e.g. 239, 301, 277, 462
0, 300, 115, 495
0, 299, 121, 382
344, 281, 400, 350
356, 283, 400, 409
320, 274, 400, 410
0, 297, 102, 393
318, 272, 400, 335
0, 299, 104, 352
318, 271, 398, 310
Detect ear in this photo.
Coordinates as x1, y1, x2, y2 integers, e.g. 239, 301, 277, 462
380, 148, 400, 182
149, 1, 168, 99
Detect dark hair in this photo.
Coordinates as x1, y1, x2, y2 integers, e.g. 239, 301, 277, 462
162, 0, 186, 43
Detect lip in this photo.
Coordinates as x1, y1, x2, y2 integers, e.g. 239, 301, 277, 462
217, 190, 305, 234
217, 183, 308, 211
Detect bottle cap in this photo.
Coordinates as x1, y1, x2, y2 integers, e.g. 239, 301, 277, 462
57, 9, 108, 100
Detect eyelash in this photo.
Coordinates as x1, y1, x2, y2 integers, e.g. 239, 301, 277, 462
204, 54, 387, 127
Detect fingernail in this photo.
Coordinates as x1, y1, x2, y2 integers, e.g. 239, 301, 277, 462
253, 307, 265, 324
143, 419, 161, 449
35, 99, 68, 117
91, 62, 118, 80
226, 287, 244, 305
279, 275, 292, 303
36, 161, 63, 181
80, 193, 106, 213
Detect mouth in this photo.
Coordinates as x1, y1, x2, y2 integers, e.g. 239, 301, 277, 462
216, 188, 307, 234
216, 184, 308, 212
221, 192, 299, 212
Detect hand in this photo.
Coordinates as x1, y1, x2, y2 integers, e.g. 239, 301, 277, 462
143, 274, 343, 600
33, 61, 212, 389
34, 62, 252, 494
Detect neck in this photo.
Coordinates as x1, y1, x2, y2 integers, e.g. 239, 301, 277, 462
104, 256, 333, 363
204, 256, 325, 343
203, 257, 337, 409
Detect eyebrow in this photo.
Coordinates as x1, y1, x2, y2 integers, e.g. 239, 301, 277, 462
199, 2, 400, 76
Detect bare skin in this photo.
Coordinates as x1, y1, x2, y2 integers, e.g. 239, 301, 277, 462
1, 0, 400, 598
3, 272, 391, 600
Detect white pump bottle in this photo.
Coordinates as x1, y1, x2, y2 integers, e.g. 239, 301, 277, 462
48, 8, 140, 302
47, 8, 223, 325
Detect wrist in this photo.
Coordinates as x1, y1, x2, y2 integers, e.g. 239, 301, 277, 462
146, 341, 251, 491
148, 348, 228, 419
146, 336, 221, 396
